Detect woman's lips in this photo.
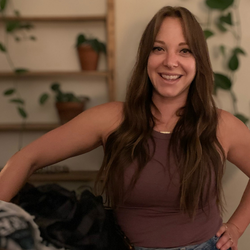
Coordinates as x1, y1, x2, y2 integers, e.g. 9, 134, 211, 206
160, 73, 182, 81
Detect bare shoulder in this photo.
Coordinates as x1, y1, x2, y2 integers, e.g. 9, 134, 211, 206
68, 101, 124, 142
217, 109, 250, 175
82, 101, 124, 120
217, 109, 249, 135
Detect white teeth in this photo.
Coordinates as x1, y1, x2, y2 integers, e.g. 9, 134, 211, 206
161, 74, 180, 80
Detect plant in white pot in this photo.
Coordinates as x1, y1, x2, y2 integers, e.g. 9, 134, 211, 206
76, 34, 106, 71
39, 82, 89, 124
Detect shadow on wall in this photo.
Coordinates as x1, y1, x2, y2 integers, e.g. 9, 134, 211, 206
223, 161, 239, 184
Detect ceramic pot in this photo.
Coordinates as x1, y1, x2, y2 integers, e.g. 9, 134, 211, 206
56, 102, 85, 124
77, 44, 99, 71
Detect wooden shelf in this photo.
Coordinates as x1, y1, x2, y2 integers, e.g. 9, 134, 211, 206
0, 123, 59, 131
0, 15, 106, 22
29, 170, 98, 182
0, 70, 109, 78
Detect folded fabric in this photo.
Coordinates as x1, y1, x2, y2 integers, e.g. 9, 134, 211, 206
13, 183, 134, 250
0, 200, 58, 250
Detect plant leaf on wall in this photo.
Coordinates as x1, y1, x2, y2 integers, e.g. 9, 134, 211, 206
219, 12, 233, 25
228, 53, 239, 71
205, 0, 234, 11
216, 21, 227, 32
214, 73, 232, 91
233, 47, 246, 55
17, 107, 27, 119
6, 21, 20, 32
235, 113, 249, 124
0, 42, 6, 52
3, 89, 15, 95
203, 29, 214, 39
39, 93, 49, 105
14, 10, 20, 16
15, 69, 28, 74
10, 99, 25, 105
0, 0, 7, 12
219, 45, 225, 56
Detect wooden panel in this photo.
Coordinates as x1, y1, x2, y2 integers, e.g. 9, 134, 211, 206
29, 170, 99, 182
0, 71, 109, 78
106, 0, 116, 101
0, 123, 59, 131
0, 16, 106, 22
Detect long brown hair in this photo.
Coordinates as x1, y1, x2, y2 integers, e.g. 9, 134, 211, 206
96, 6, 226, 218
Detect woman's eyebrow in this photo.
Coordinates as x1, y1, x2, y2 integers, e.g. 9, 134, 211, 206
179, 42, 189, 46
154, 40, 189, 46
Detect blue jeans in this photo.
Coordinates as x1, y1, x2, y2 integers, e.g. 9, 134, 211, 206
134, 235, 231, 250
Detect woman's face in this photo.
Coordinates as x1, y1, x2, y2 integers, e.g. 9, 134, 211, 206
147, 17, 196, 104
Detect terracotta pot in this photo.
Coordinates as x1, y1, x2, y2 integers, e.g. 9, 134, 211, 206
77, 44, 99, 71
56, 102, 85, 124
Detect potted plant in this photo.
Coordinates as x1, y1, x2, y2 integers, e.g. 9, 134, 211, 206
39, 82, 89, 124
76, 34, 106, 71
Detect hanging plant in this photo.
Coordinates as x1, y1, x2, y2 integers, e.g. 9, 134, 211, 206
203, 0, 248, 124
0, 0, 36, 120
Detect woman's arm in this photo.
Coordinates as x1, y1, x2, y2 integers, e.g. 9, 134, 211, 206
0, 101, 123, 201
216, 110, 250, 250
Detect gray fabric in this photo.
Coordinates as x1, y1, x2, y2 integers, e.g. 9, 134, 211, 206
0, 201, 59, 250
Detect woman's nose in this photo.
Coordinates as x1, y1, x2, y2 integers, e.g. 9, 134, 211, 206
163, 52, 178, 68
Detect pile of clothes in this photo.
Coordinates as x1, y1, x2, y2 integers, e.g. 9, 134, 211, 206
1, 183, 129, 250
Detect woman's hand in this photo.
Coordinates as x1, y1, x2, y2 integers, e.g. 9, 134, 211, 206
216, 223, 241, 250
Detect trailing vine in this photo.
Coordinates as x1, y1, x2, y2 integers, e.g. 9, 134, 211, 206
0, 0, 36, 120
0, 0, 36, 149
203, 0, 248, 124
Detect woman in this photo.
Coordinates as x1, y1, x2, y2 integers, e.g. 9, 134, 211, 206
0, 6, 249, 250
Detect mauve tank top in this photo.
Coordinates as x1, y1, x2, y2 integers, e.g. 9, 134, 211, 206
115, 130, 222, 248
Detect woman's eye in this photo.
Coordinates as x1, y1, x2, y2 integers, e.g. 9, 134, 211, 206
152, 46, 164, 52
180, 48, 192, 54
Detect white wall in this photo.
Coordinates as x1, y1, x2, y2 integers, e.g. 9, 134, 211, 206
0, 0, 250, 248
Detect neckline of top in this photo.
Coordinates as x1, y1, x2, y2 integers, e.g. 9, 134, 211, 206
152, 130, 172, 139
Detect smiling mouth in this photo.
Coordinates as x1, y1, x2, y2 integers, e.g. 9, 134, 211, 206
160, 74, 182, 80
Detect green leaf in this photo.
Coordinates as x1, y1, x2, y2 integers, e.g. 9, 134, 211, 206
99, 42, 106, 54
234, 113, 249, 124
0, 42, 6, 52
15, 68, 29, 74
39, 93, 49, 105
30, 36, 36, 41
10, 98, 24, 104
228, 54, 239, 71
6, 21, 20, 33
14, 10, 20, 16
19, 23, 34, 30
219, 12, 233, 25
214, 73, 232, 90
219, 45, 225, 56
51, 82, 60, 91
0, 0, 7, 12
76, 34, 86, 47
203, 29, 214, 39
90, 38, 100, 53
3, 88, 15, 95
17, 107, 27, 119
206, 0, 234, 10
216, 21, 227, 32
233, 47, 246, 55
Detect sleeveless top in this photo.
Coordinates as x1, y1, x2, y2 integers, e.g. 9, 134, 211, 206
115, 130, 222, 248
